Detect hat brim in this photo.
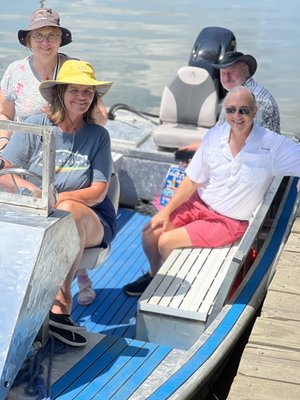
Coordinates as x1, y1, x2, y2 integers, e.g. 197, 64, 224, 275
39, 78, 113, 103
213, 55, 257, 77
18, 26, 72, 47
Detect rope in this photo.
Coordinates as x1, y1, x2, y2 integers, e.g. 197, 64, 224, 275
12, 334, 68, 399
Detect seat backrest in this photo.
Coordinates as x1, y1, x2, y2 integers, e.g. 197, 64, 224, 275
159, 66, 218, 128
79, 167, 120, 270
107, 169, 120, 214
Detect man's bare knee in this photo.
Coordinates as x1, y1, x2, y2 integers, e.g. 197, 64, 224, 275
142, 225, 161, 248
158, 232, 174, 260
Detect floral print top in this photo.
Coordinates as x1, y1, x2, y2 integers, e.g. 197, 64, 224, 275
1, 54, 69, 121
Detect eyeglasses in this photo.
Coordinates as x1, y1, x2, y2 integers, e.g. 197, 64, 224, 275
225, 106, 253, 116
31, 32, 62, 43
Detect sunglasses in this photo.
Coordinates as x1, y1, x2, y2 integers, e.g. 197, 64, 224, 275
32, 32, 62, 43
225, 106, 253, 116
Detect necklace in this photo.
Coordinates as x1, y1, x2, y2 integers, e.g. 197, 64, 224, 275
65, 131, 76, 167
30, 54, 60, 81
55, 129, 76, 171
57, 117, 83, 170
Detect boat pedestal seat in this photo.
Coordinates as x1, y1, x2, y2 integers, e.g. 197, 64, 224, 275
136, 177, 282, 350
153, 124, 211, 150
153, 66, 218, 149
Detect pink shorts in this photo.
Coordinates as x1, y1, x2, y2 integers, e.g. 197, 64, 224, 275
169, 192, 249, 248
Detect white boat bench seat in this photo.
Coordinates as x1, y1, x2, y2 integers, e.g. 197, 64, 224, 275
136, 176, 283, 350
153, 66, 218, 149
136, 244, 239, 350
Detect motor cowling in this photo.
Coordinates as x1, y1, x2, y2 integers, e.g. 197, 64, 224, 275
188, 27, 237, 99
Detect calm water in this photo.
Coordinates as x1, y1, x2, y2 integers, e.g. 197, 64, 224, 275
1, 0, 299, 135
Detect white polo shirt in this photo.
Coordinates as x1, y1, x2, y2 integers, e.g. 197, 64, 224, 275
186, 123, 300, 221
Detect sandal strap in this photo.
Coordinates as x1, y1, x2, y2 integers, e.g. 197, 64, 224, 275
78, 286, 96, 306
77, 276, 93, 291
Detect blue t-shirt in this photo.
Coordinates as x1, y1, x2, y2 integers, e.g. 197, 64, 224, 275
3, 114, 112, 191
2, 114, 116, 243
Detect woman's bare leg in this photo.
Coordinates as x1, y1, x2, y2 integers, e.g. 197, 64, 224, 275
51, 200, 104, 314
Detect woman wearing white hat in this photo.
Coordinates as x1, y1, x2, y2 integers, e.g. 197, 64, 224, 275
1, 60, 115, 346
0, 8, 108, 146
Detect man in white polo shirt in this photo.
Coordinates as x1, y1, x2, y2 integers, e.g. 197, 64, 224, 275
123, 86, 300, 296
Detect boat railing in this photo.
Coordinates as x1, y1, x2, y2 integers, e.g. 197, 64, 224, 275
0, 120, 55, 216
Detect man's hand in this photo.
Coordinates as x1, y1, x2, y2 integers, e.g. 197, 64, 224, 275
178, 140, 201, 153
143, 208, 171, 233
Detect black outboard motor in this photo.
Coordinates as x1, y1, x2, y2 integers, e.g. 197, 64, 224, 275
188, 27, 237, 99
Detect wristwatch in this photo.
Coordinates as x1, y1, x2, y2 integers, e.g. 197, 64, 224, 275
18, 187, 33, 196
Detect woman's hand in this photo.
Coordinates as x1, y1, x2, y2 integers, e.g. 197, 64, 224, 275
55, 181, 108, 208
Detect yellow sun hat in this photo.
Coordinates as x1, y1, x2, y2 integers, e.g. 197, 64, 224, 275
39, 60, 113, 103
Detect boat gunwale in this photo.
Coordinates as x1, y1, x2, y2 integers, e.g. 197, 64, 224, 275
131, 176, 299, 400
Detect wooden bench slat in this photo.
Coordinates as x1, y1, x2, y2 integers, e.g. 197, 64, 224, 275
140, 248, 208, 311
142, 249, 183, 306
168, 248, 209, 309
139, 245, 238, 321
199, 243, 240, 315
158, 248, 204, 308
180, 245, 235, 314
154, 248, 193, 306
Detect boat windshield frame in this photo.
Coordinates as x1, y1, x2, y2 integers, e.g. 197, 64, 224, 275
0, 120, 55, 217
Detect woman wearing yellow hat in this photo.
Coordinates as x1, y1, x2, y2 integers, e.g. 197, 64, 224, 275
0, 7, 109, 306
0, 8, 108, 146
1, 60, 115, 346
